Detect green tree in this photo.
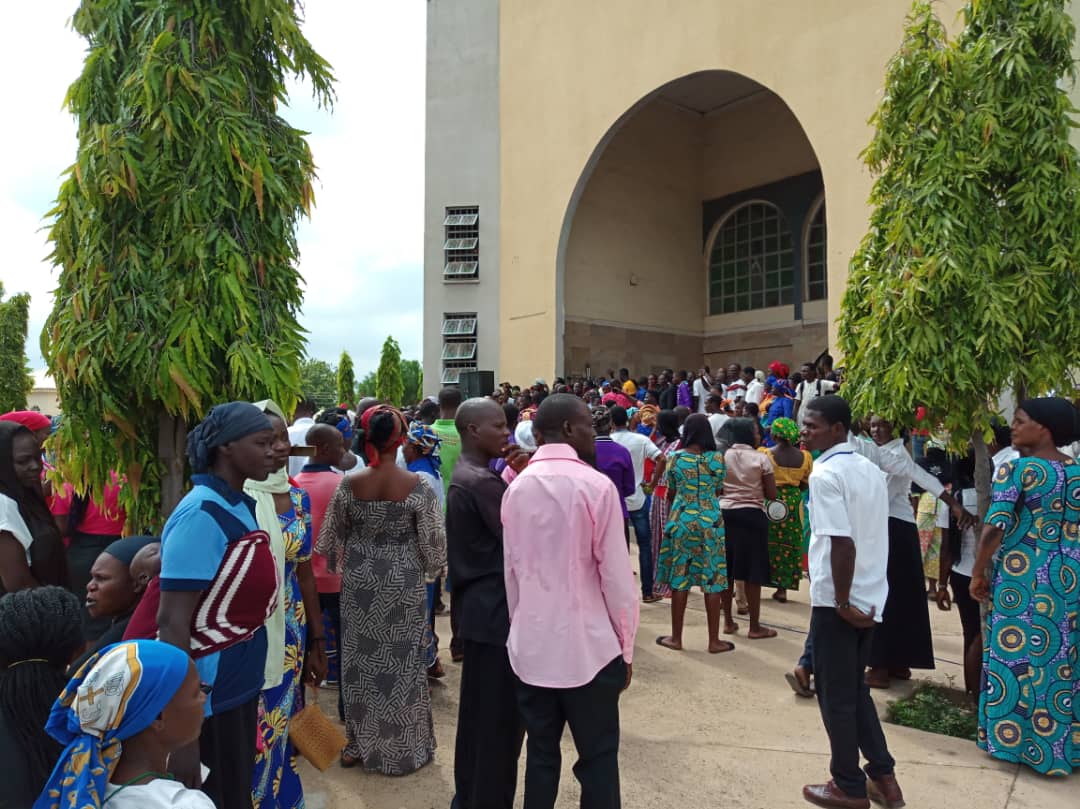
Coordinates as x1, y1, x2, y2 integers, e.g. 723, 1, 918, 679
400, 358, 423, 406
45, 1, 334, 528
375, 336, 404, 406
298, 358, 337, 410
356, 370, 377, 400
0, 284, 33, 412
839, 0, 1080, 514
336, 350, 356, 407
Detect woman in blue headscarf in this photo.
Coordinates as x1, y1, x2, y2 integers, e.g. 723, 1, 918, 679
35, 640, 212, 808
761, 379, 796, 446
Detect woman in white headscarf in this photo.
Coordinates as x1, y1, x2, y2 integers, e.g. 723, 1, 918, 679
246, 400, 327, 809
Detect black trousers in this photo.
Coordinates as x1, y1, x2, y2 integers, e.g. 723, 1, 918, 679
949, 570, 981, 651
515, 656, 625, 809
811, 607, 895, 798
452, 640, 525, 809
200, 697, 259, 809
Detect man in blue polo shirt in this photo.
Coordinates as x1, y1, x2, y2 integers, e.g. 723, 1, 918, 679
158, 402, 277, 808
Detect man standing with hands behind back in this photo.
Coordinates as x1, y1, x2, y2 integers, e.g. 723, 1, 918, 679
447, 398, 527, 809
800, 395, 904, 809
502, 394, 640, 809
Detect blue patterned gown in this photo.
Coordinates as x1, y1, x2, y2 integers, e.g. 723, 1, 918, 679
656, 450, 728, 593
253, 488, 312, 808
979, 458, 1080, 775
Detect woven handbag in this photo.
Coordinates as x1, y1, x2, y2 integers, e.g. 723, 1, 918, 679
289, 688, 347, 771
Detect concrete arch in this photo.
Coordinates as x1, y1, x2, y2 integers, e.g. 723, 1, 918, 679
554, 70, 825, 376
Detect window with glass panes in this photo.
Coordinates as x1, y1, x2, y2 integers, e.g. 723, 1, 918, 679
441, 312, 478, 384
708, 202, 794, 315
805, 203, 827, 301
443, 207, 479, 280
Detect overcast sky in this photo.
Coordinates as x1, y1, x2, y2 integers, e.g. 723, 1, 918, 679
1, 2, 424, 378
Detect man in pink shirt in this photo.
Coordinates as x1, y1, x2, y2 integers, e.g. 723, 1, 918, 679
502, 394, 639, 809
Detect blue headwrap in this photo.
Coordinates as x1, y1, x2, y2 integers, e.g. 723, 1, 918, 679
185, 401, 273, 473
406, 423, 442, 471
35, 641, 192, 809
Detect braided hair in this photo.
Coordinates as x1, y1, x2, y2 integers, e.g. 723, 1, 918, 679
0, 586, 84, 794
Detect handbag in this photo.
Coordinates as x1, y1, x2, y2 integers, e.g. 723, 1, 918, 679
289, 687, 347, 771
765, 499, 789, 522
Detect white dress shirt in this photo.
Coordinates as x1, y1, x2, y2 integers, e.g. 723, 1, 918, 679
693, 377, 710, 413
745, 379, 765, 405
850, 436, 944, 523
808, 442, 890, 619
951, 488, 979, 578
610, 429, 662, 511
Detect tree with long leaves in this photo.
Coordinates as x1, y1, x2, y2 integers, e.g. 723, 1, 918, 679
336, 350, 356, 408
839, 0, 1080, 514
375, 336, 404, 407
299, 358, 337, 409
45, 1, 334, 527
0, 284, 34, 413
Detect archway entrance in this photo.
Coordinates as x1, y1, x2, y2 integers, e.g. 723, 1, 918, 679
557, 70, 829, 379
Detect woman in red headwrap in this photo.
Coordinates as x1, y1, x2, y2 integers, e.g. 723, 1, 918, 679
315, 406, 447, 774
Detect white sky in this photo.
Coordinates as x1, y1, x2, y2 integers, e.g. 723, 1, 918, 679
0, 1, 425, 378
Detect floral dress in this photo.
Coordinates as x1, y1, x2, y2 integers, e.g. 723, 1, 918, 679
253, 488, 311, 809
656, 450, 727, 593
979, 457, 1080, 775
763, 448, 812, 590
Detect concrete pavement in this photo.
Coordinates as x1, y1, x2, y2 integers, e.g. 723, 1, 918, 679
301, 586, 1075, 808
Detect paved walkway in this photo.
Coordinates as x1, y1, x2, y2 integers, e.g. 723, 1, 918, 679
302, 586, 1074, 808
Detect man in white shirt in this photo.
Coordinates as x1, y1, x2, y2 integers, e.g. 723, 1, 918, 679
286, 399, 317, 477
704, 394, 729, 443
794, 362, 839, 423
800, 395, 904, 809
744, 367, 764, 405
692, 368, 712, 413
610, 406, 666, 602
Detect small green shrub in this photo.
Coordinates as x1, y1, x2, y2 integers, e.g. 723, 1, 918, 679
886, 682, 978, 741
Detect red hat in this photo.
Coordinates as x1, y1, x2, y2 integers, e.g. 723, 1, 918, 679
0, 411, 52, 432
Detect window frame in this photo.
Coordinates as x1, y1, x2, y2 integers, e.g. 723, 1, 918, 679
704, 200, 795, 316
803, 195, 828, 303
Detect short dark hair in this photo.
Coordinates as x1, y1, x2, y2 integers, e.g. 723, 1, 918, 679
743, 366, 755, 375
503, 402, 520, 428
438, 387, 463, 411
723, 417, 758, 447
804, 394, 852, 431
533, 393, 585, 442
619, 367, 630, 376
609, 406, 629, 428
417, 399, 439, 423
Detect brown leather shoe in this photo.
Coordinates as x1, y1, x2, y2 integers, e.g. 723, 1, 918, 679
802, 781, 870, 809
864, 768, 905, 808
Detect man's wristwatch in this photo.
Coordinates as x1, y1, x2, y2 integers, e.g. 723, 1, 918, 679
835, 600, 851, 610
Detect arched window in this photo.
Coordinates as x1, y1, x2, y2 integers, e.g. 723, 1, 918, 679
708, 202, 794, 315
805, 201, 827, 301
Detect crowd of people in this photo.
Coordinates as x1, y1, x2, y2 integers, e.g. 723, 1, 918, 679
0, 353, 1077, 809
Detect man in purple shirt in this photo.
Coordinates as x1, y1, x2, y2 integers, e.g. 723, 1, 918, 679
592, 407, 636, 528
676, 370, 693, 409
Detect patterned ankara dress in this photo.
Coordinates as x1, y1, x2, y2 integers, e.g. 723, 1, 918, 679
316, 478, 447, 776
979, 457, 1080, 775
253, 488, 311, 809
656, 450, 728, 593
763, 448, 812, 590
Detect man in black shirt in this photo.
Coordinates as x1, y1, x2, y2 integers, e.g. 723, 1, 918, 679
657, 369, 677, 411
447, 398, 527, 809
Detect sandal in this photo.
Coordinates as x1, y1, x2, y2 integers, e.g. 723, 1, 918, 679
340, 753, 360, 769
772, 590, 788, 603
427, 660, 445, 679
655, 635, 682, 651
723, 622, 740, 635
708, 640, 736, 654
747, 627, 778, 639
643, 594, 663, 604
785, 669, 814, 698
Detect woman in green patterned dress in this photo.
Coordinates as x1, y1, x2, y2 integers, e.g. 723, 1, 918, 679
655, 414, 734, 654
760, 417, 811, 603
971, 398, 1080, 776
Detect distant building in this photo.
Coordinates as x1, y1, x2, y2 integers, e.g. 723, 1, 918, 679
28, 369, 60, 414
423, 0, 1080, 391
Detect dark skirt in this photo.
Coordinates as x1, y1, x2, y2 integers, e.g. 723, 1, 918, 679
722, 507, 771, 585
869, 518, 935, 670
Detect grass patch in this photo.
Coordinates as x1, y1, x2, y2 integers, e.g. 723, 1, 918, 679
885, 681, 978, 741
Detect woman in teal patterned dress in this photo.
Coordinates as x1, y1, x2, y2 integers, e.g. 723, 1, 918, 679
655, 414, 734, 654
971, 398, 1080, 776
249, 404, 327, 808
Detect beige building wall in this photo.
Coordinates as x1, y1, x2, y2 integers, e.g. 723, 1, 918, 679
498, 0, 968, 384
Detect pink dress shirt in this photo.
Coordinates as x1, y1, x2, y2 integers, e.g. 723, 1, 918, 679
502, 443, 640, 688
